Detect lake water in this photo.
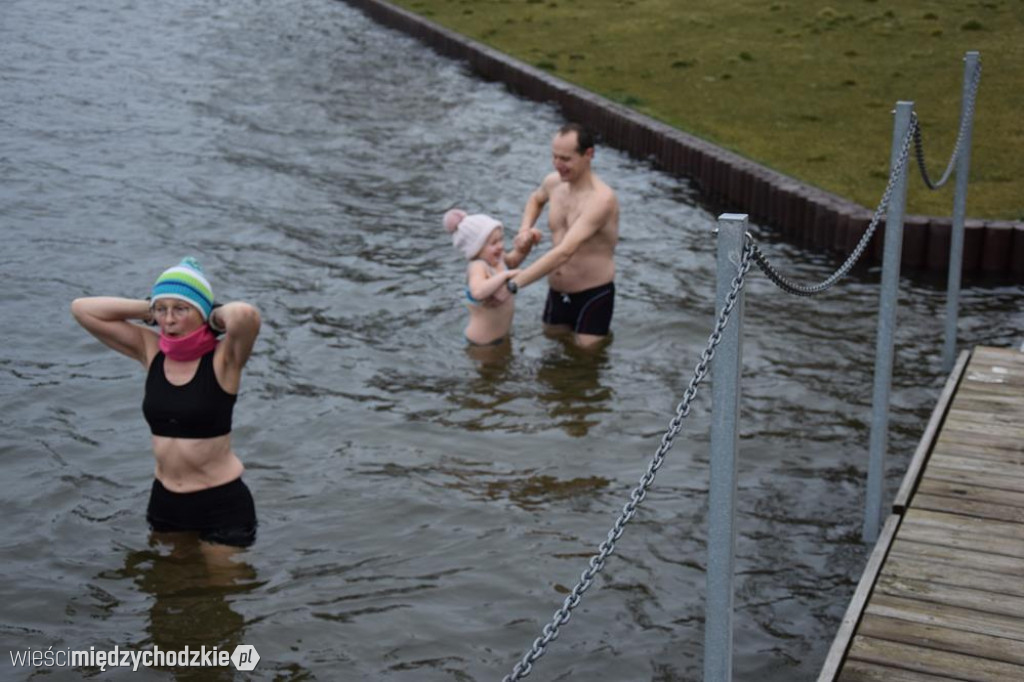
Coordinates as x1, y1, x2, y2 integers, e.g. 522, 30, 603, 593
2, 0, 1023, 679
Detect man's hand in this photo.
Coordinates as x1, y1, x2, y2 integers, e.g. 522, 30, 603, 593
514, 229, 541, 252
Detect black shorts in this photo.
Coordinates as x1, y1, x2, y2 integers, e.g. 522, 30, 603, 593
542, 281, 615, 336
146, 478, 257, 548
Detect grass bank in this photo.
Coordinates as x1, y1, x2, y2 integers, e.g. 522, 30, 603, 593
390, 0, 1023, 220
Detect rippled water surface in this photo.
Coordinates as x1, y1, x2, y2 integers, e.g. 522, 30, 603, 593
3, 0, 1023, 680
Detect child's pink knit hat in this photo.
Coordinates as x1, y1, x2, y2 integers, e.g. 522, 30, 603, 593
444, 208, 502, 260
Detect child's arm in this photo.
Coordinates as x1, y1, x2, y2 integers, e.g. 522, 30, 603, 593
467, 261, 520, 302
504, 228, 542, 268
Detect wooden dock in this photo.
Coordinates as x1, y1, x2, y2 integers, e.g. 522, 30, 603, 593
820, 345, 1024, 681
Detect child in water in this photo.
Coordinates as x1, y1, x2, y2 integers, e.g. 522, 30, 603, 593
444, 208, 541, 345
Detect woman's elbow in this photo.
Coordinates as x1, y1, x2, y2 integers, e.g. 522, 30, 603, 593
236, 304, 261, 331
70, 298, 90, 323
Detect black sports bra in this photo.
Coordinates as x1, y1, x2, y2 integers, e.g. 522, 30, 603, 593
142, 351, 236, 438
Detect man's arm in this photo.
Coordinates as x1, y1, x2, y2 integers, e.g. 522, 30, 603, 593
509, 189, 615, 290
515, 174, 555, 252
467, 261, 520, 301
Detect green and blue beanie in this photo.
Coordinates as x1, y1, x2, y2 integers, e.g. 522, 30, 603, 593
150, 257, 214, 320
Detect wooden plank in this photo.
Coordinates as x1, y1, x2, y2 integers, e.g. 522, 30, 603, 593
893, 349, 970, 512
857, 613, 1024, 666
965, 349, 1024, 368
964, 361, 1024, 377
960, 367, 1024, 385
962, 360, 1024, 376
974, 346, 1024, 357
962, 351, 1024, 372
817, 514, 902, 682
917, 478, 1024, 511
905, 508, 1024, 540
970, 350, 1024, 374
883, 551, 1024, 598
927, 453, 1024, 481
939, 418, 1024, 440
928, 438, 1024, 463
959, 380, 1024, 394
956, 381, 1024, 398
889, 538, 1024, 576
931, 444, 1024, 467
973, 346, 1024, 363
938, 422, 1024, 447
947, 406, 1024, 426
926, 466, 1024, 496
962, 368, 1024, 385
912, 493, 1024, 524
949, 396, 1024, 414
937, 417, 1024, 438
952, 393, 1024, 410
962, 366, 1024, 383
898, 518, 1024, 559
867, 593, 1024, 641
846, 634, 1024, 680
875, 573, 1024, 620
838, 658, 963, 681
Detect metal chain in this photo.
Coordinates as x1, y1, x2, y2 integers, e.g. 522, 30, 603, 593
914, 59, 982, 190
751, 118, 915, 296
502, 240, 755, 682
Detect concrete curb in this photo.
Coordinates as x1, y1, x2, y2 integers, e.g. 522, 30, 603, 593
341, 0, 1024, 282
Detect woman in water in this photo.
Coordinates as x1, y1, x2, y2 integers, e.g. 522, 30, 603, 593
71, 257, 261, 550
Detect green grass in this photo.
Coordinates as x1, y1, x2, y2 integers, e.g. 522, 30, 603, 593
395, 0, 1024, 220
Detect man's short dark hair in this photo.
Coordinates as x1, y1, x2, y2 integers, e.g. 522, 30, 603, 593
558, 123, 595, 154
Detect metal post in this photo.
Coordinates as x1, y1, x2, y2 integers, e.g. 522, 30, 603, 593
863, 102, 913, 543
942, 51, 979, 372
704, 213, 747, 682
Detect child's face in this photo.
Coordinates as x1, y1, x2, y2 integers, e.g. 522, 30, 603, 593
477, 227, 504, 266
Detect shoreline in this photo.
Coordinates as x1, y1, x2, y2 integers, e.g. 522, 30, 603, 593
340, 0, 1024, 282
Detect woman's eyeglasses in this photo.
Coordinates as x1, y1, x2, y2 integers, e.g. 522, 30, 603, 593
151, 304, 195, 319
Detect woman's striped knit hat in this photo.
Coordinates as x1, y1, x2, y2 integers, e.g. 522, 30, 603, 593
150, 257, 215, 320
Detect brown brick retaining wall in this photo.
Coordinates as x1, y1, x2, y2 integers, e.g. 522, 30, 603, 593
341, 0, 1024, 282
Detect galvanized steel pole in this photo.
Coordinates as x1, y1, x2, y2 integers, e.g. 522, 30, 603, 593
942, 51, 979, 373
863, 102, 913, 543
704, 213, 747, 682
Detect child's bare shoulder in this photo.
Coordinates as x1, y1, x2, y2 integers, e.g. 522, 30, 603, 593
467, 259, 495, 276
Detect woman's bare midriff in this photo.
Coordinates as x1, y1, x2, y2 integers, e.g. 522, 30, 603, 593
152, 434, 245, 493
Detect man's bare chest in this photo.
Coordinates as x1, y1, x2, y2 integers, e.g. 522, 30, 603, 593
548, 193, 586, 231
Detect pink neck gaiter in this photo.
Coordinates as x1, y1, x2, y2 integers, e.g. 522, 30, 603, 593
160, 325, 218, 362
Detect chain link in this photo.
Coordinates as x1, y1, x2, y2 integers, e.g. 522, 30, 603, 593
502, 240, 755, 682
914, 59, 982, 190
751, 118, 915, 296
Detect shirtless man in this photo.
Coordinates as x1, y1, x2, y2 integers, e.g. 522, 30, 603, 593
503, 123, 619, 348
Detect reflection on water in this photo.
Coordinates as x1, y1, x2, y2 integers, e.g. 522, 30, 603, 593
464, 336, 513, 378
536, 337, 614, 438
483, 474, 612, 510
102, 538, 263, 681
